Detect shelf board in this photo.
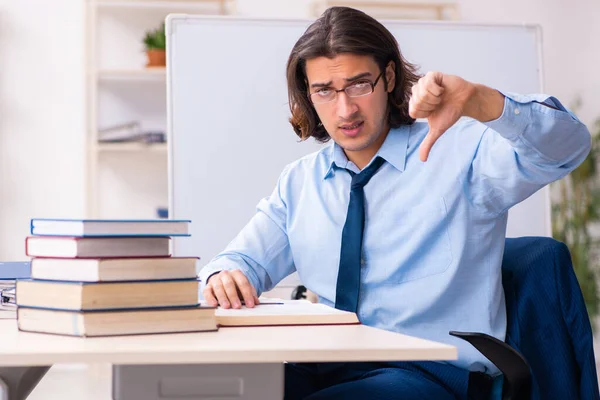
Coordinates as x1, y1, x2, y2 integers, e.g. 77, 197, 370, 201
96, 142, 168, 152
97, 68, 166, 81
95, 0, 228, 11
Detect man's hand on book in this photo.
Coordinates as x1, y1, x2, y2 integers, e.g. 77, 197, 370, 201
203, 270, 260, 309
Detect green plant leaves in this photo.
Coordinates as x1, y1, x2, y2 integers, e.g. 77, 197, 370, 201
551, 120, 600, 322
143, 23, 166, 51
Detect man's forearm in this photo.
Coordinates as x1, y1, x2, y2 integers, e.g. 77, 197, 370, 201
463, 84, 505, 123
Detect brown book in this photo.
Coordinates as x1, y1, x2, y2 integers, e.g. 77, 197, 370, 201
17, 306, 217, 337
16, 279, 199, 311
30, 257, 198, 282
25, 236, 171, 258
214, 300, 360, 327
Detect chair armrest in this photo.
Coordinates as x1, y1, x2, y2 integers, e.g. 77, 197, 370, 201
449, 331, 531, 400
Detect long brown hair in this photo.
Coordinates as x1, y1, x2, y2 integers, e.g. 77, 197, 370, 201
286, 6, 420, 142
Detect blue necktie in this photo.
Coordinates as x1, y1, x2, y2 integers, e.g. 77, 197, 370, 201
335, 156, 385, 313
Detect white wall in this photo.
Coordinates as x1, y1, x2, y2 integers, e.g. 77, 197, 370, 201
234, 0, 313, 17
458, 0, 600, 126
0, 0, 86, 260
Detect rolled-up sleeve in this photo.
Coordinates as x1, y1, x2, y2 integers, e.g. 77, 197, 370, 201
467, 92, 591, 215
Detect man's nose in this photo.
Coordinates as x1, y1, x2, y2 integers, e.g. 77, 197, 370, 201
336, 92, 359, 120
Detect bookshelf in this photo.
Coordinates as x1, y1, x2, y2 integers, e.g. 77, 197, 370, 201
97, 68, 167, 81
85, 0, 230, 219
96, 142, 168, 152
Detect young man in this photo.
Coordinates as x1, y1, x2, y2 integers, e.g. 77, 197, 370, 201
200, 6, 591, 400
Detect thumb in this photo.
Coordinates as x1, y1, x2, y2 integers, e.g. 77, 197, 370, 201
419, 129, 442, 162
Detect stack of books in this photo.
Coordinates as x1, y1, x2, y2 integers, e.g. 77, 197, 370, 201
0, 262, 30, 319
98, 122, 166, 143
16, 219, 217, 337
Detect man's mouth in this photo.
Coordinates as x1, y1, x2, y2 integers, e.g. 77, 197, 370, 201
339, 121, 364, 136
340, 121, 363, 129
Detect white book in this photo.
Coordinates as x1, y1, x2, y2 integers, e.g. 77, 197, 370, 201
26, 236, 171, 258
30, 219, 190, 237
213, 300, 360, 327
31, 257, 198, 282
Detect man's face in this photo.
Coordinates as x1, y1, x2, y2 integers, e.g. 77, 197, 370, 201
305, 54, 394, 163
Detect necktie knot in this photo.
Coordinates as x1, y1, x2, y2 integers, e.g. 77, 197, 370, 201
350, 156, 385, 190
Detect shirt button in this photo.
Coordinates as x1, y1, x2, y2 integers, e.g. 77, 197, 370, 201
514, 108, 521, 115
361, 258, 366, 265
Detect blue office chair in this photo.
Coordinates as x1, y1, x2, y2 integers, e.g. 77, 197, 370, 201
451, 237, 600, 400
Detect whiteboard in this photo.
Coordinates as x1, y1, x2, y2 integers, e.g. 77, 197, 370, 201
166, 15, 549, 268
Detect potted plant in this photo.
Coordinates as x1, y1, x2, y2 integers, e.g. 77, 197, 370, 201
143, 23, 166, 67
552, 103, 600, 322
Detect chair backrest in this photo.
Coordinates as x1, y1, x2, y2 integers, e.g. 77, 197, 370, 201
449, 330, 530, 400
501, 237, 599, 400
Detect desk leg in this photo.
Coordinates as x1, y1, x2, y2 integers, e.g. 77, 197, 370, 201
113, 363, 284, 400
0, 366, 50, 400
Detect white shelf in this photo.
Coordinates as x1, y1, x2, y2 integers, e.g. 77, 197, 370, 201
97, 68, 166, 81
96, 142, 168, 152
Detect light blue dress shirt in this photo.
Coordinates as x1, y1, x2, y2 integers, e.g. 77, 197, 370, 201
199, 93, 591, 374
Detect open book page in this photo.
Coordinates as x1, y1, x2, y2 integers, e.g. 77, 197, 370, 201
212, 300, 360, 326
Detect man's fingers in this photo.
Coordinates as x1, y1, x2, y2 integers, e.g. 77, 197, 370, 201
416, 78, 444, 102
424, 71, 444, 89
410, 100, 437, 113
423, 73, 444, 97
231, 270, 256, 308
202, 285, 218, 307
410, 103, 434, 118
210, 278, 231, 308
410, 85, 441, 120
220, 272, 243, 308
424, 83, 444, 99
409, 96, 433, 118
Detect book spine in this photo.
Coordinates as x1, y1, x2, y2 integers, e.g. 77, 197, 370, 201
24, 237, 30, 257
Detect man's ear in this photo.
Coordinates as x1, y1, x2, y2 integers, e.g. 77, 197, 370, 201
385, 61, 396, 93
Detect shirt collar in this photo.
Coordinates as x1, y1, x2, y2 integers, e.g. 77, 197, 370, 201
322, 125, 410, 180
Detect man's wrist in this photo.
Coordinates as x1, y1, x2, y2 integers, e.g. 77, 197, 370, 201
463, 83, 505, 122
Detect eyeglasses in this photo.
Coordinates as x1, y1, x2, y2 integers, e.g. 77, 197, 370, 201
309, 72, 384, 104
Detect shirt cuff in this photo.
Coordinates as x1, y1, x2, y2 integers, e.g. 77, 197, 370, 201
482, 92, 579, 141
482, 92, 533, 141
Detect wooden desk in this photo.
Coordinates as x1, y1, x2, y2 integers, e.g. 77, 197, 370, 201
0, 320, 457, 399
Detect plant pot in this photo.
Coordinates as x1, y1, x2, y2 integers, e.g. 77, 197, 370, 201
146, 49, 166, 67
